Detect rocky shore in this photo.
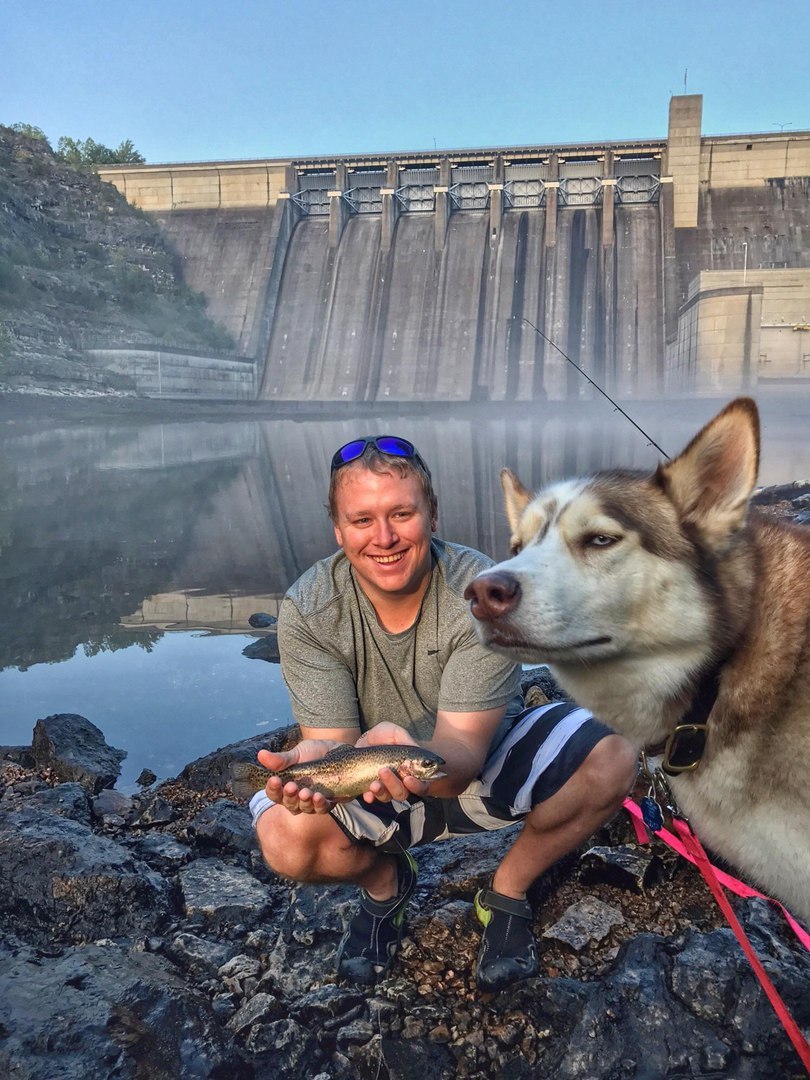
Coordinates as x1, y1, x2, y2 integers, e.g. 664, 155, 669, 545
2, 486, 809, 1079
1, 691, 809, 1079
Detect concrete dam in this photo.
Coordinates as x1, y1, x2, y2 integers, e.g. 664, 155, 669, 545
99, 95, 810, 402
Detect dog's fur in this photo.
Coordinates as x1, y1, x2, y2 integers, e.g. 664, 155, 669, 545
466, 398, 810, 924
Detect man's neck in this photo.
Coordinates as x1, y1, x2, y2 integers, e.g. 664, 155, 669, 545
360, 575, 432, 634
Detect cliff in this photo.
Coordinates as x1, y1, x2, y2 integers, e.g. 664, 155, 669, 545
0, 126, 234, 392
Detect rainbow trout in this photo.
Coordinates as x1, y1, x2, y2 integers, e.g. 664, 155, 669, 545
230, 743, 446, 801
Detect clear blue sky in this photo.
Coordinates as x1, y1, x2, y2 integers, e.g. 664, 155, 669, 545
4, 0, 808, 164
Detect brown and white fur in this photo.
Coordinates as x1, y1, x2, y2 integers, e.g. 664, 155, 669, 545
465, 398, 810, 925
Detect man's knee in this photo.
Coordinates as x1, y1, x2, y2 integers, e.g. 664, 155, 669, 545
255, 804, 344, 881
581, 733, 638, 811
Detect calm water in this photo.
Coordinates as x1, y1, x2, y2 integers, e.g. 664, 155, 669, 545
2, 391, 808, 790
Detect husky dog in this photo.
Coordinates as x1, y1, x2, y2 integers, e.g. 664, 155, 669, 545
465, 398, 810, 925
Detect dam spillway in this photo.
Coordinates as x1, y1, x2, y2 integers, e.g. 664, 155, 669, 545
99, 95, 810, 402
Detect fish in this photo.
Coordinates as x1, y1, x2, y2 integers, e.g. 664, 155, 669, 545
229, 743, 446, 801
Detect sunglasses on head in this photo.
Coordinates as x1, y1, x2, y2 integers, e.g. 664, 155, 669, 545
330, 436, 421, 474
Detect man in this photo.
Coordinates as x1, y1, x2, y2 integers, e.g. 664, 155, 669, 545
251, 436, 637, 991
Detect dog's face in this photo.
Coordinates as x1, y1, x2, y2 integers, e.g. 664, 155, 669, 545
465, 398, 761, 685
466, 472, 713, 667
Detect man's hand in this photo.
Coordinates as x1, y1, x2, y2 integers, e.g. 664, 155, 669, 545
354, 722, 432, 804
257, 738, 349, 816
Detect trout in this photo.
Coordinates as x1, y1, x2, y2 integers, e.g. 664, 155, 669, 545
230, 743, 446, 801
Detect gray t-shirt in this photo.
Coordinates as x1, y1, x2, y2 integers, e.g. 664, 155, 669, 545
277, 538, 523, 743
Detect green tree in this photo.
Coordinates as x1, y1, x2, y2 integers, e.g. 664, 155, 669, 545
10, 122, 51, 146
56, 135, 145, 166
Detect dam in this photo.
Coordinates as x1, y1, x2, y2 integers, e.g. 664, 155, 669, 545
98, 95, 810, 402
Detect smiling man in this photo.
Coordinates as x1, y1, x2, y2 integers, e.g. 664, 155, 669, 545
250, 436, 637, 991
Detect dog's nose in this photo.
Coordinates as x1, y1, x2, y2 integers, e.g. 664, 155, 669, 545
464, 571, 521, 621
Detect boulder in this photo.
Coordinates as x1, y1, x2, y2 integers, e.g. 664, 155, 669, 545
0, 808, 171, 945
0, 940, 250, 1079
32, 714, 125, 793
178, 858, 274, 932
177, 725, 298, 792
188, 798, 258, 854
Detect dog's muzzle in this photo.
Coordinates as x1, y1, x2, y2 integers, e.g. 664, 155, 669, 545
464, 571, 522, 622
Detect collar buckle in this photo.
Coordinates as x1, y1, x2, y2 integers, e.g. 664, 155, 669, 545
662, 723, 709, 776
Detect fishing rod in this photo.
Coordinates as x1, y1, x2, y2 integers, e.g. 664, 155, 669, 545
521, 317, 671, 460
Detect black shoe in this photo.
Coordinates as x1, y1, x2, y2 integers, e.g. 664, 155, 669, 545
474, 880, 539, 992
335, 850, 418, 985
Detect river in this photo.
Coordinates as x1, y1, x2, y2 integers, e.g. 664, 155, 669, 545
2, 390, 808, 790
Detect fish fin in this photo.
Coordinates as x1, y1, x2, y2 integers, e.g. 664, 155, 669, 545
320, 744, 356, 762
230, 779, 260, 802
229, 760, 270, 802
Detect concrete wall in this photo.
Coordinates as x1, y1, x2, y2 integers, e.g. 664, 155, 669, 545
96, 96, 810, 402
101, 162, 288, 211
87, 348, 257, 399
666, 269, 810, 393
256, 202, 664, 402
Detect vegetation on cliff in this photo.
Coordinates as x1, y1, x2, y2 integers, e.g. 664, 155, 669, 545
0, 125, 234, 391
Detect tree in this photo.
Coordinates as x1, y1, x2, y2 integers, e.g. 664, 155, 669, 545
10, 123, 51, 147
56, 136, 145, 166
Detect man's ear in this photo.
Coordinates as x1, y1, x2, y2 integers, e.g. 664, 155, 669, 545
333, 522, 344, 548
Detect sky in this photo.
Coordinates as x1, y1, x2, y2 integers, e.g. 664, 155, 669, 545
3, 0, 809, 165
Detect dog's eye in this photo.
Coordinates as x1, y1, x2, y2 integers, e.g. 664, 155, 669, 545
509, 540, 523, 556
586, 533, 618, 548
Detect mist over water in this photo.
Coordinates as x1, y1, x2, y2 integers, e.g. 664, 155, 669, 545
1, 391, 808, 788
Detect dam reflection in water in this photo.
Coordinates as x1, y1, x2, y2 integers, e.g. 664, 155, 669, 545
1, 394, 808, 789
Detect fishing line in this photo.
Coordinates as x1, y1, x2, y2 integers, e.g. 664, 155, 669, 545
521, 318, 671, 460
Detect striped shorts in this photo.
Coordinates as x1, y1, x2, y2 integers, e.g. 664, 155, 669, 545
330, 702, 613, 852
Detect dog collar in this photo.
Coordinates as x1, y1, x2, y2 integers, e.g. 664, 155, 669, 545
659, 663, 724, 776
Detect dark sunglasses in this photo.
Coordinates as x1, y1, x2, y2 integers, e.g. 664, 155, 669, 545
330, 436, 424, 474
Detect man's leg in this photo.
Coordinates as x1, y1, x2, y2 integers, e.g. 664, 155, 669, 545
493, 733, 638, 899
255, 802, 399, 896
255, 798, 420, 985
473, 710, 638, 992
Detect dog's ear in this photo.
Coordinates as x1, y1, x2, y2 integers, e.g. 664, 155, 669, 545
657, 397, 760, 550
500, 469, 533, 533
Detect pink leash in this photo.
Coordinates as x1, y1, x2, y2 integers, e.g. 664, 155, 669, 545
624, 797, 810, 1071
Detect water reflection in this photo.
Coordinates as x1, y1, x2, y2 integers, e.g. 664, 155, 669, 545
1, 393, 808, 786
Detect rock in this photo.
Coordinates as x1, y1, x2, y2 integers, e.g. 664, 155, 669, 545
178, 857, 273, 931
579, 844, 662, 891
218, 953, 262, 996
164, 931, 237, 975
12, 781, 92, 825
226, 991, 285, 1035
242, 1016, 316, 1068
92, 788, 135, 826
248, 612, 277, 629
0, 940, 249, 1078
133, 793, 178, 827
0, 808, 171, 946
136, 768, 158, 787
542, 896, 625, 952
290, 984, 365, 1028
242, 634, 280, 663
188, 798, 258, 854
31, 714, 126, 793
178, 726, 299, 792
0, 745, 36, 768
130, 832, 192, 868
520, 666, 568, 703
